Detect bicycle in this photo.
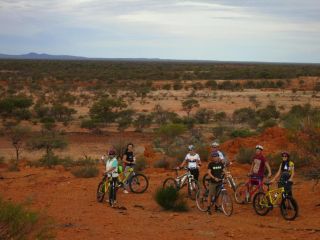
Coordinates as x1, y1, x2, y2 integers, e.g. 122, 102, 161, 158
203, 170, 237, 193
196, 178, 233, 216
96, 174, 117, 206
163, 167, 200, 200
118, 165, 149, 194
253, 181, 298, 221
234, 175, 265, 204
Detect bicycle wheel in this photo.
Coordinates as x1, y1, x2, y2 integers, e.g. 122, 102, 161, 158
108, 182, 115, 207
253, 192, 270, 216
97, 181, 106, 202
163, 177, 178, 189
196, 190, 208, 212
202, 173, 210, 191
188, 179, 200, 200
234, 182, 248, 204
280, 197, 298, 221
221, 191, 233, 216
129, 173, 149, 193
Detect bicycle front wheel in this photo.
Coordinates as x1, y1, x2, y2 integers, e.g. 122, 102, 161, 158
221, 191, 233, 216
234, 182, 248, 204
196, 190, 208, 212
253, 192, 270, 216
280, 197, 298, 221
97, 181, 106, 203
188, 179, 200, 200
129, 173, 149, 193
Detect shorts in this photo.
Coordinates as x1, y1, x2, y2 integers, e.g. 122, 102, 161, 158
208, 181, 220, 197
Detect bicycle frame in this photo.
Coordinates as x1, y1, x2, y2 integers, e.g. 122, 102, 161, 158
245, 177, 264, 198
118, 167, 135, 184
260, 186, 285, 207
175, 169, 194, 189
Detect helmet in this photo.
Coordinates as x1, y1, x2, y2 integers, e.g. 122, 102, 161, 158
211, 151, 219, 158
212, 142, 219, 147
108, 149, 116, 156
281, 151, 290, 158
188, 145, 195, 151
255, 145, 263, 150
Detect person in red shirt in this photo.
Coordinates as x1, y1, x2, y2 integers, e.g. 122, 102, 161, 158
249, 145, 272, 186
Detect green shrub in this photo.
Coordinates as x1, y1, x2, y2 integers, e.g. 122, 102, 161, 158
230, 129, 256, 138
39, 153, 61, 168
0, 197, 55, 239
153, 158, 170, 169
71, 165, 99, 178
135, 156, 147, 171
261, 119, 277, 130
155, 186, 188, 212
236, 147, 255, 164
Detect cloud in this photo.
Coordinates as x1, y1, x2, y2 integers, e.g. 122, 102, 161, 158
0, 0, 319, 62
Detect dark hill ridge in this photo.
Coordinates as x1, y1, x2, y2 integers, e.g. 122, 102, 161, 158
0, 52, 88, 60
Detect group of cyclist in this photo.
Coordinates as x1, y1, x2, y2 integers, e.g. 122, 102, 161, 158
176, 142, 295, 214
101, 140, 295, 212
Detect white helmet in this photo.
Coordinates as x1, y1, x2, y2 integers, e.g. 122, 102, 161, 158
256, 145, 264, 150
188, 145, 195, 151
212, 141, 219, 147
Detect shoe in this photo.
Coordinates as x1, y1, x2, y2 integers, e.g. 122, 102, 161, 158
215, 205, 222, 213
206, 207, 212, 215
123, 190, 129, 194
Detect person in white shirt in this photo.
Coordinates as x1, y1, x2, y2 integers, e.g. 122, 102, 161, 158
211, 141, 229, 167
179, 145, 202, 181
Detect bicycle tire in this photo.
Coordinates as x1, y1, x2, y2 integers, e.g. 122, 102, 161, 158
129, 173, 149, 193
253, 192, 270, 216
202, 173, 210, 191
97, 181, 106, 203
195, 190, 208, 212
188, 179, 200, 200
280, 196, 298, 221
234, 182, 248, 204
221, 191, 233, 216
163, 177, 178, 190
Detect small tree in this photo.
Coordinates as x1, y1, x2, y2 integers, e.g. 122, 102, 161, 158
194, 108, 214, 124
7, 125, 31, 165
133, 114, 153, 132
182, 99, 199, 117
116, 109, 134, 132
156, 123, 187, 151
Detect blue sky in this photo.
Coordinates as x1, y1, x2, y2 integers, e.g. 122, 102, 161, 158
0, 0, 319, 63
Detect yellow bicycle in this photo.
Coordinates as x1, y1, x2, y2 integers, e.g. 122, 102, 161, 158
97, 165, 149, 203
253, 181, 298, 220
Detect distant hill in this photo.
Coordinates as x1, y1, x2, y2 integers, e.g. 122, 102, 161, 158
0, 52, 88, 60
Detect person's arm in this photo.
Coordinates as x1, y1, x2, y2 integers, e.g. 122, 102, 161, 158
249, 161, 254, 175
122, 154, 131, 164
289, 165, 294, 182
180, 155, 188, 168
270, 165, 281, 183
207, 168, 216, 180
265, 161, 272, 178
197, 154, 202, 167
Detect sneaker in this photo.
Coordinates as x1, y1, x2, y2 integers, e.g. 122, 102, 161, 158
206, 207, 212, 215
123, 190, 129, 194
215, 205, 222, 213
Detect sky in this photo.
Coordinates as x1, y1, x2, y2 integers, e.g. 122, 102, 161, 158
0, 0, 320, 63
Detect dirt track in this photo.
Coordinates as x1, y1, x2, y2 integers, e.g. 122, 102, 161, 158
0, 165, 319, 240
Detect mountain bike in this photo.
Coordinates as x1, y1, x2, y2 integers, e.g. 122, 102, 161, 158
119, 165, 149, 193
96, 174, 116, 206
203, 170, 237, 192
163, 167, 200, 200
253, 181, 298, 221
196, 178, 233, 216
234, 175, 265, 204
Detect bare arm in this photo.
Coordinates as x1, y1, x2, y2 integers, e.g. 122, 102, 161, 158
122, 154, 131, 164
179, 159, 187, 168
271, 165, 281, 183
265, 162, 272, 178
289, 167, 294, 182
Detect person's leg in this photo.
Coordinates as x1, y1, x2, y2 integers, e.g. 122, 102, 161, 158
207, 182, 214, 212
113, 177, 118, 202
123, 166, 132, 193
193, 169, 199, 181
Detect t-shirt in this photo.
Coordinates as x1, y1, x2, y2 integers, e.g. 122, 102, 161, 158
124, 151, 135, 166
281, 160, 294, 176
208, 161, 224, 182
185, 153, 200, 169
106, 157, 118, 177
252, 154, 267, 178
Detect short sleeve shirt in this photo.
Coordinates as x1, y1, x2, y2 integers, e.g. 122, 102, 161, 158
185, 153, 200, 169
252, 154, 267, 177
208, 161, 224, 182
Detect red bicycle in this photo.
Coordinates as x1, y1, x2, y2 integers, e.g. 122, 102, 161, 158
234, 175, 266, 204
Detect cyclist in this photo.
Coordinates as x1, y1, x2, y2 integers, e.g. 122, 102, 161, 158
122, 143, 136, 193
179, 145, 202, 181
248, 145, 271, 197
207, 151, 226, 214
104, 149, 119, 206
270, 151, 294, 196
211, 141, 229, 166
